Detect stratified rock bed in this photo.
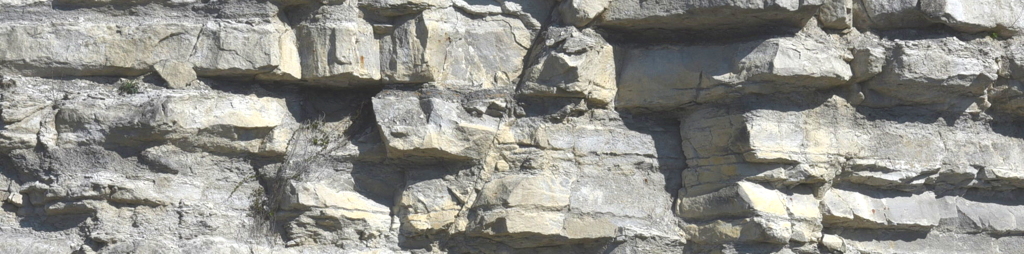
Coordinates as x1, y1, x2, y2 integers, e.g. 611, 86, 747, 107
2, 0, 1024, 253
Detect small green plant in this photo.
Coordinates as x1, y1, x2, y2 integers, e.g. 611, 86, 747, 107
245, 101, 370, 235
117, 80, 140, 94
248, 185, 272, 219
311, 136, 330, 147
304, 117, 339, 147
991, 32, 1000, 39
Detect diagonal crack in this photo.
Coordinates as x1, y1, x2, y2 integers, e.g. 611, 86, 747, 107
513, 3, 560, 93
188, 23, 208, 59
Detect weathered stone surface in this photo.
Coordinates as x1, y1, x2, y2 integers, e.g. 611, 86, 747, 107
475, 173, 571, 209
282, 181, 390, 218
819, 187, 1024, 234
381, 7, 541, 89
920, 0, 1024, 35
820, 234, 845, 251
853, 0, 929, 29
457, 109, 684, 249
0, 0, 46, 6
294, 4, 379, 86
6, 1, 1024, 253
397, 178, 462, 234
154, 60, 197, 89
864, 38, 999, 106
675, 181, 821, 245
520, 27, 617, 106
372, 88, 502, 159
856, 0, 1024, 35
559, 0, 611, 27
599, 0, 823, 30
358, 0, 447, 16
676, 181, 789, 220
467, 209, 568, 247
190, 21, 301, 78
818, 0, 853, 29
0, 20, 301, 79
53, 89, 294, 155
0, 22, 199, 76
616, 29, 851, 110
822, 189, 948, 229
679, 95, 1024, 192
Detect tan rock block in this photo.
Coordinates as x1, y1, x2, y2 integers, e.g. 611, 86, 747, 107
821, 234, 845, 251
476, 174, 571, 209
564, 215, 618, 239
404, 210, 460, 232
473, 210, 566, 237
786, 193, 822, 220
154, 60, 197, 89
736, 182, 789, 217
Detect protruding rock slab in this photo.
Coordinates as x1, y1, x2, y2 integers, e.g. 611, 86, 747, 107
153, 60, 196, 89
676, 181, 815, 220
381, 8, 538, 89
599, 0, 823, 30
616, 33, 851, 110
679, 95, 1024, 192
559, 0, 612, 27
864, 37, 999, 105
294, 4, 380, 86
857, 0, 1024, 36
0, 20, 300, 80
520, 27, 617, 106
371, 88, 502, 160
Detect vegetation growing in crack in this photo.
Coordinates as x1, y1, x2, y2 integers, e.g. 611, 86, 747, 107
305, 117, 337, 148
117, 79, 141, 94
248, 185, 271, 224
246, 100, 373, 235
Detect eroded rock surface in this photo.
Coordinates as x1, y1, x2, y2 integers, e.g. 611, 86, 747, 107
4, 0, 1024, 253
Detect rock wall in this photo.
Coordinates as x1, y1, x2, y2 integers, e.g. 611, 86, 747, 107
2, 0, 1024, 253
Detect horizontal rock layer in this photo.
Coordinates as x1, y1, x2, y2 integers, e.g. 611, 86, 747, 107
2, 0, 1024, 253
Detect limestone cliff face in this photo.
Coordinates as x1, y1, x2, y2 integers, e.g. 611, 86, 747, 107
2, 0, 1024, 253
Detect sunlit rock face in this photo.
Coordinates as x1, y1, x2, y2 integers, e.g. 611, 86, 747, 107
4, 0, 1024, 253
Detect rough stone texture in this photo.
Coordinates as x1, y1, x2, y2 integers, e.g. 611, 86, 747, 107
371, 87, 502, 160
856, 0, 1024, 36
615, 24, 852, 110
4, 0, 1024, 253
519, 26, 617, 106
559, 0, 611, 27
154, 60, 197, 89
380, 5, 545, 89
599, 0, 823, 31
292, 3, 380, 86
863, 37, 1000, 106
817, 0, 853, 30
